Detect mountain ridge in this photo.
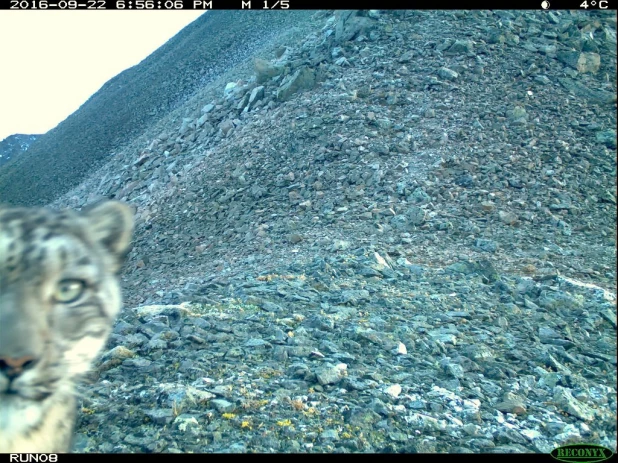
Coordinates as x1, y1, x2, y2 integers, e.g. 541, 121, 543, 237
0, 10, 316, 206
0, 133, 40, 169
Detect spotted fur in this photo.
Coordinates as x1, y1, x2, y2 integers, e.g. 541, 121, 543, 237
0, 201, 133, 453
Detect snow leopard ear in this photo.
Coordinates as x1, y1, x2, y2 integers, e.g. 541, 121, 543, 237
82, 200, 134, 266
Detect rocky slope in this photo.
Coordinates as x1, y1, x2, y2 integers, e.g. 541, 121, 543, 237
0, 10, 316, 207
48, 10, 616, 453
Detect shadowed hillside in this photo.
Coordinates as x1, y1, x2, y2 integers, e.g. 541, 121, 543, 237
0, 10, 314, 206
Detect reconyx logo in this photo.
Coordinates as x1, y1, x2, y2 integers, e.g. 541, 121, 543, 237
551, 444, 614, 463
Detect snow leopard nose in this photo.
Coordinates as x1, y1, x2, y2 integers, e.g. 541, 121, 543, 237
0, 356, 38, 380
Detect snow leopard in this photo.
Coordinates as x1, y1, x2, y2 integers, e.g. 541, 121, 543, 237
0, 200, 134, 453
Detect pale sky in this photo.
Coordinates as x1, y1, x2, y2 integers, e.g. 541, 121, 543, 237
0, 10, 205, 141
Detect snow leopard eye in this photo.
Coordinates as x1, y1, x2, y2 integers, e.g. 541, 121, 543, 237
54, 279, 86, 303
